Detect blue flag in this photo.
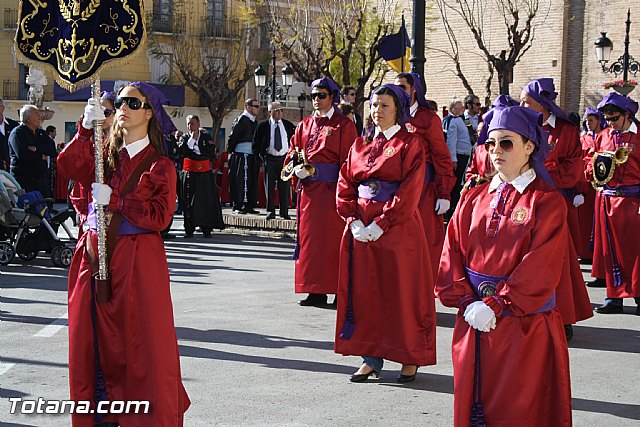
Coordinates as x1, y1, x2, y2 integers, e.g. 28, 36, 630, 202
377, 16, 411, 73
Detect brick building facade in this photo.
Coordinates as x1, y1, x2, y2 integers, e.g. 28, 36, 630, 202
392, 0, 639, 115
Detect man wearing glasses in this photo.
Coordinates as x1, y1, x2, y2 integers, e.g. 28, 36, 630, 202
228, 99, 260, 214
340, 86, 363, 135
463, 94, 481, 144
253, 101, 295, 220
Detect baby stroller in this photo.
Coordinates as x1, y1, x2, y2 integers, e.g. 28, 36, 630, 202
0, 170, 76, 267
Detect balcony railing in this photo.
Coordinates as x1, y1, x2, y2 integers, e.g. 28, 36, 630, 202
201, 17, 240, 39
146, 12, 186, 34
2, 80, 29, 101
4, 8, 17, 30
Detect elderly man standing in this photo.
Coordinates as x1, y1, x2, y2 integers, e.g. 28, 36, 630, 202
228, 99, 260, 214
8, 104, 57, 196
253, 102, 295, 220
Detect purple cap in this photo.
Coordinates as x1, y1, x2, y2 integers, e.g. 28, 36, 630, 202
129, 82, 177, 135
364, 84, 411, 138
100, 91, 116, 104
408, 72, 430, 109
582, 107, 607, 133
478, 95, 520, 145
597, 92, 639, 119
522, 78, 569, 122
311, 77, 341, 105
487, 106, 555, 187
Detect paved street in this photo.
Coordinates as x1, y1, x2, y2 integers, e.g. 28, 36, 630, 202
1, 215, 639, 426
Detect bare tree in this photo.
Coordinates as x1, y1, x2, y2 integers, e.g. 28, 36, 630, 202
264, 0, 398, 110
148, 1, 258, 145
433, 0, 548, 98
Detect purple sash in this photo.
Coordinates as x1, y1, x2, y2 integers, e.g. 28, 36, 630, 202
358, 179, 399, 202
303, 162, 340, 183
86, 203, 153, 236
602, 184, 640, 197
424, 163, 435, 183
558, 188, 577, 201
464, 266, 556, 316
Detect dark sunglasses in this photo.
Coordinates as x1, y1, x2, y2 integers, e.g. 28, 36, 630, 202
473, 103, 482, 107
114, 96, 152, 111
604, 115, 621, 123
103, 108, 115, 117
486, 138, 515, 152
249, 104, 260, 108
310, 92, 329, 100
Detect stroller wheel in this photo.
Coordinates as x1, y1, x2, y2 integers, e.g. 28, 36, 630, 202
18, 251, 38, 261
52, 246, 74, 268
0, 242, 15, 265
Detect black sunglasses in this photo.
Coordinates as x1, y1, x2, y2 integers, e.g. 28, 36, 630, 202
114, 96, 152, 111
103, 108, 115, 117
249, 104, 260, 108
473, 103, 482, 107
310, 92, 329, 100
486, 138, 515, 152
604, 115, 621, 123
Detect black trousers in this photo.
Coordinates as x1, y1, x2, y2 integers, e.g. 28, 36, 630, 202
264, 154, 290, 216
228, 152, 259, 210
446, 153, 470, 221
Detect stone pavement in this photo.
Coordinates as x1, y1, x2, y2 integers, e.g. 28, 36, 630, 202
0, 212, 639, 426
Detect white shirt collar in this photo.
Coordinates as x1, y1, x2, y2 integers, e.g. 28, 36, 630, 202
488, 168, 536, 194
543, 113, 556, 128
270, 117, 282, 126
608, 121, 638, 135
242, 110, 256, 122
410, 102, 419, 117
373, 124, 401, 140
122, 135, 150, 159
314, 106, 334, 119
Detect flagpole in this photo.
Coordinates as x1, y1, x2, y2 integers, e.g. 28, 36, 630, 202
411, 0, 426, 89
91, 80, 109, 285
401, 14, 405, 73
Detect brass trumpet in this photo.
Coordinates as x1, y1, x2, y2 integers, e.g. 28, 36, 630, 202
591, 146, 631, 188
280, 147, 317, 181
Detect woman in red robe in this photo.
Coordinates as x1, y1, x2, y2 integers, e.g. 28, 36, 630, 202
394, 72, 455, 279
334, 84, 434, 383
58, 82, 190, 426
289, 77, 357, 307
436, 106, 572, 427
587, 93, 640, 314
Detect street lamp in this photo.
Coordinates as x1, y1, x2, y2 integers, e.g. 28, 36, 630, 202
254, 46, 295, 103
595, 9, 639, 83
297, 93, 308, 121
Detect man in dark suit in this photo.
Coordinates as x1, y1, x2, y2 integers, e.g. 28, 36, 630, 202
0, 98, 19, 171
253, 101, 295, 220
341, 86, 363, 135
227, 99, 260, 214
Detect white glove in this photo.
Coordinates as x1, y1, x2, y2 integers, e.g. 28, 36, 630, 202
434, 198, 451, 215
91, 183, 112, 206
82, 99, 105, 130
573, 194, 585, 207
350, 220, 372, 242
464, 301, 497, 332
294, 165, 312, 179
365, 221, 384, 241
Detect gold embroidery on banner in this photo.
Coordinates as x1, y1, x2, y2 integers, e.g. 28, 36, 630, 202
39, 14, 59, 38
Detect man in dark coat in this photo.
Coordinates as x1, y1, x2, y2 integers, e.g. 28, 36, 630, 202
253, 101, 295, 220
227, 99, 260, 214
0, 98, 19, 171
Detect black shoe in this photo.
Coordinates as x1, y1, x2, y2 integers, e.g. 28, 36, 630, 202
233, 209, 246, 214
244, 209, 260, 215
184, 232, 194, 238
595, 304, 623, 314
266, 212, 276, 220
579, 258, 593, 265
564, 324, 573, 341
586, 278, 606, 288
350, 365, 379, 383
162, 233, 175, 240
281, 214, 292, 220
397, 367, 418, 383
298, 294, 328, 307
203, 231, 212, 238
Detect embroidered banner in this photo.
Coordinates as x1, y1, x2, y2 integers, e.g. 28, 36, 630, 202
14, 0, 146, 91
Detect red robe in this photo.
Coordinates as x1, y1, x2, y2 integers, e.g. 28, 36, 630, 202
335, 129, 435, 365
577, 132, 598, 259
544, 119, 592, 324
464, 144, 494, 183
587, 127, 640, 298
436, 177, 572, 427
290, 110, 357, 294
406, 106, 455, 278
58, 129, 190, 427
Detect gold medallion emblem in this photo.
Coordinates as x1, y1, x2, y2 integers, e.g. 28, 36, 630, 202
406, 123, 415, 133
325, 128, 332, 136
511, 206, 529, 225
383, 147, 395, 156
